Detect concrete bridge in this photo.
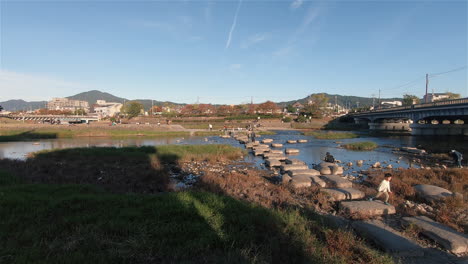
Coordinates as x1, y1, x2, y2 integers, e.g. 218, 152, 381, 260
2, 114, 100, 124
351, 98, 468, 136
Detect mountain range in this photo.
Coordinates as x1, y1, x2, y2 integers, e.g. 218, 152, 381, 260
0, 90, 402, 111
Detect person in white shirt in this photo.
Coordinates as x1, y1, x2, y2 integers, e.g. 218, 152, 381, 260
369, 173, 392, 205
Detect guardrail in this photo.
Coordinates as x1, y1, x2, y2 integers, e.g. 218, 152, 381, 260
352, 97, 468, 115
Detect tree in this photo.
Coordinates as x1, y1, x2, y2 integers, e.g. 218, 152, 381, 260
121, 101, 144, 118
149, 106, 163, 115
402, 94, 420, 106
286, 104, 296, 113
447, 92, 461, 99
0, 105, 3, 112
257, 101, 279, 114
303, 93, 329, 118
74, 108, 87, 115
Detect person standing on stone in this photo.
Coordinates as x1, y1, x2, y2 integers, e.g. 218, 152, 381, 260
324, 152, 335, 163
450, 150, 463, 168
369, 173, 392, 205
251, 130, 256, 143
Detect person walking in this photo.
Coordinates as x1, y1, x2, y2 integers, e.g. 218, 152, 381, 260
251, 130, 256, 143
369, 173, 393, 205
208, 124, 213, 131
450, 150, 463, 168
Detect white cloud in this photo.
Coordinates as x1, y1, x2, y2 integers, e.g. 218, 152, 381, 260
241, 33, 269, 49
225, 0, 243, 49
0, 70, 91, 101
290, 0, 303, 10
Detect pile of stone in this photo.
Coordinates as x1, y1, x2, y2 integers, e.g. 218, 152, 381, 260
314, 162, 344, 175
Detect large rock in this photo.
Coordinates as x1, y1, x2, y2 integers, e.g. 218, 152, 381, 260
280, 164, 309, 173
271, 143, 283, 148
340, 201, 396, 216
297, 139, 308, 143
288, 169, 320, 177
320, 175, 353, 188
414, 184, 453, 203
285, 148, 299, 154
263, 153, 287, 160
253, 150, 268, 156
290, 175, 312, 188
320, 167, 332, 175
352, 220, 424, 257
402, 216, 468, 255
261, 138, 273, 143
401, 147, 427, 155
321, 188, 365, 201
315, 162, 343, 175
285, 158, 306, 165
331, 166, 344, 175
282, 174, 292, 184
287, 140, 297, 144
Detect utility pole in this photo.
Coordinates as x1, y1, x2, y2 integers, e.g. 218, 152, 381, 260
378, 89, 381, 107
425, 73, 429, 103
151, 99, 154, 115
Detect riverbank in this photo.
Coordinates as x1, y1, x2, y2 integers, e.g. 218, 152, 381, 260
0, 145, 393, 264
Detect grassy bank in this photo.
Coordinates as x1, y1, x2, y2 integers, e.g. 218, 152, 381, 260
0, 169, 392, 264
304, 131, 358, 139
0, 127, 191, 142
0, 145, 244, 193
343, 141, 378, 151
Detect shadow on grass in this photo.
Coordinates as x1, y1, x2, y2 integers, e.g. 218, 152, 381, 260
0, 130, 58, 142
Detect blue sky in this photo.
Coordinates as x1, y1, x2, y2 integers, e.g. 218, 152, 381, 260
1, 0, 466, 104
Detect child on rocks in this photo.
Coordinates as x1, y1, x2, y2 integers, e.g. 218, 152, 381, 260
369, 173, 393, 205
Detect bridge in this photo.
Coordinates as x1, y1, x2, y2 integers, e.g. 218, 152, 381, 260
2, 114, 100, 124
350, 98, 468, 136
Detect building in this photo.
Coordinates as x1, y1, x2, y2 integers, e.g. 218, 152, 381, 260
47, 98, 89, 112
422, 93, 451, 103
380, 101, 402, 108
93, 100, 123, 118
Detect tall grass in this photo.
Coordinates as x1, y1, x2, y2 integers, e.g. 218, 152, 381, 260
343, 141, 378, 151
304, 131, 358, 139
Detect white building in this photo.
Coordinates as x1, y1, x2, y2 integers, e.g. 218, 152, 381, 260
380, 101, 402, 108
422, 93, 451, 103
93, 100, 122, 118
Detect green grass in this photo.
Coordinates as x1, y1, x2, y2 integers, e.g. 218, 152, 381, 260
193, 131, 224, 136
257, 130, 277, 135
343, 141, 378, 151
0, 128, 191, 142
303, 131, 358, 139
0, 171, 394, 264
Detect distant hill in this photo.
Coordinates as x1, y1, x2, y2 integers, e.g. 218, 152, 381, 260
0, 99, 47, 111
278, 93, 402, 108
67, 90, 126, 105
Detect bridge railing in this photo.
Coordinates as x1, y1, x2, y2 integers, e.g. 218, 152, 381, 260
353, 97, 468, 115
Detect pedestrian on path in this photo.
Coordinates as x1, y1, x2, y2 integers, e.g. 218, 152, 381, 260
450, 150, 463, 168
369, 173, 393, 205
208, 124, 212, 131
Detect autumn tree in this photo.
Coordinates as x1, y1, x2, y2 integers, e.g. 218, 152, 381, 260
121, 101, 144, 118
217, 105, 233, 116
402, 94, 420, 106
257, 101, 279, 114
447, 92, 461, 99
149, 106, 163, 115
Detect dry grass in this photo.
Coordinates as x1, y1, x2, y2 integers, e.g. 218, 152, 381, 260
363, 168, 468, 232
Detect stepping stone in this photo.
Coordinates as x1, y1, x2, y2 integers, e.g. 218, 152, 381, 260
320, 175, 352, 188
285, 148, 299, 154
253, 144, 269, 150
286, 140, 297, 144
271, 143, 283, 148
310, 175, 327, 187
265, 159, 281, 167
220, 135, 231, 138
297, 139, 308, 143
414, 185, 454, 203
320, 188, 365, 201
263, 153, 286, 159
269, 150, 283, 154
352, 220, 424, 257
401, 147, 427, 154
261, 138, 273, 143
285, 158, 306, 165
253, 150, 268, 156
340, 201, 396, 217
290, 174, 312, 188
282, 174, 292, 184
402, 216, 468, 255
280, 164, 309, 172
288, 169, 320, 177
245, 143, 255, 149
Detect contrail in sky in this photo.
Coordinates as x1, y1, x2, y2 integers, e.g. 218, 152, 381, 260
225, 0, 242, 49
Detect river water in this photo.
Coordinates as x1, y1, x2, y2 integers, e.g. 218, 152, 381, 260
1, 130, 465, 172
